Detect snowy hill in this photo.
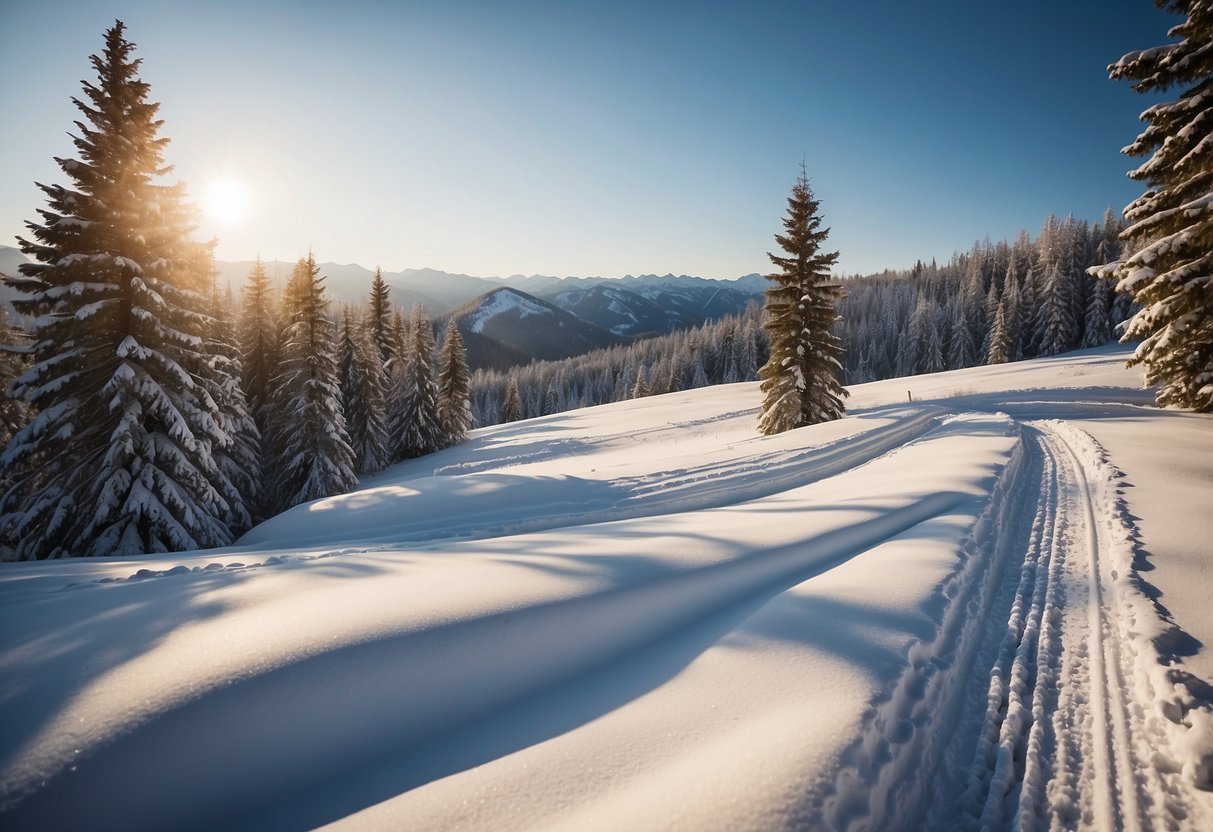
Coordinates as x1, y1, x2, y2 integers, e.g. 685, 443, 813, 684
447, 286, 628, 371
2, 345, 1211, 830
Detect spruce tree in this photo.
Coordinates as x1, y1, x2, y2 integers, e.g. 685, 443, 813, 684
237, 258, 278, 521
757, 167, 847, 434
1081, 275, 1114, 348
238, 258, 279, 433
987, 300, 1011, 365
337, 308, 391, 475
1091, 1, 1212, 411
201, 273, 259, 536
390, 307, 442, 458
1036, 262, 1078, 356
266, 254, 358, 512
632, 366, 651, 399
436, 319, 473, 447
501, 376, 523, 423
368, 267, 394, 364
1, 22, 235, 558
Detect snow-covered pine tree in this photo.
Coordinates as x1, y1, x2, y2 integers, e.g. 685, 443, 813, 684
1, 23, 236, 559
368, 267, 394, 365
436, 319, 473, 447
632, 366, 651, 398
236, 257, 279, 521
266, 254, 358, 513
757, 167, 847, 434
501, 376, 523, 422
1081, 274, 1114, 348
1091, 1, 1212, 411
978, 284, 998, 361
238, 258, 279, 431
200, 269, 259, 536
987, 300, 1010, 365
337, 308, 391, 475
1035, 261, 1078, 356
390, 307, 443, 458
910, 296, 944, 374
1003, 269, 1025, 361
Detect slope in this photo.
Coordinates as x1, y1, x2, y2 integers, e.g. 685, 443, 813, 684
0, 345, 1210, 831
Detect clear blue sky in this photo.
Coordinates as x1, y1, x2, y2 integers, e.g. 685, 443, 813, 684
0, 1, 1177, 278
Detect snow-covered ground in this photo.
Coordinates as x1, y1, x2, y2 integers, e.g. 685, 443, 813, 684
1, 345, 1211, 830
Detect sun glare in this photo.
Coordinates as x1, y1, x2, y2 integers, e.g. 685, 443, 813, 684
202, 177, 252, 226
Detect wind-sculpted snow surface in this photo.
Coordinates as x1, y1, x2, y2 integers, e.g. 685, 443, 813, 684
0, 345, 1210, 830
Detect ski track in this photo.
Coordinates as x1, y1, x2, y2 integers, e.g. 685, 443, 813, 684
922, 420, 1197, 832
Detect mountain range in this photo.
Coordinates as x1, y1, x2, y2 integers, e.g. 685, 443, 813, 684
0, 246, 765, 369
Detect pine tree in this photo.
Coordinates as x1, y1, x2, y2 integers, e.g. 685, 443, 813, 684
632, 366, 651, 398
1, 23, 235, 558
200, 273, 259, 536
1081, 275, 1114, 348
337, 308, 390, 475
266, 254, 358, 512
1091, 2, 1212, 411
368, 267, 393, 364
500, 375, 523, 423
1036, 262, 1078, 356
909, 296, 943, 374
1003, 267, 1025, 361
757, 166, 847, 434
947, 295, 979, 370
390, 307, 442, 458
987, 300, 1010, 365
436, 319, 473, 446
238, 258, 279, 433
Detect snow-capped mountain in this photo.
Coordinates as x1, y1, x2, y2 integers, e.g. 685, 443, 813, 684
546, 284, 674, 337
446, 287, 627, 371
1, 245, 764, 362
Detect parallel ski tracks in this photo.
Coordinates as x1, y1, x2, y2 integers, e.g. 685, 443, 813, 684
938, 421, 1183, 831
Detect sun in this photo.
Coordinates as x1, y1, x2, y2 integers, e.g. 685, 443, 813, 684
201, 177, 252, 226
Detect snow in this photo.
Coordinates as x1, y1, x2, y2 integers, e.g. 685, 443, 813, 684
1, 344, 1211, 830
467, 289, 548, 334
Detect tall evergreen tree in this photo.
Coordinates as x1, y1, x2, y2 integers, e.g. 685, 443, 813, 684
368, 267, 394, 365
266, 254, 358, 512
1, 23, 235, 558
236, 258, 278, 521
390, 307, 442, 458
201, 272, 259, 536
1092, 1, 1212, 411
757, 167, 847, 434
1036, 262, 1078, 356
337, 308, 391, 475
500, 376, 523, 423
1081, 275, 1114, 348
436, 319, 473, 447
238, 258, 279, 431
987, 300, 1011, 365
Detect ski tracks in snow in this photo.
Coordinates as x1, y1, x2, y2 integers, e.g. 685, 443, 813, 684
933, 420, 1200, 832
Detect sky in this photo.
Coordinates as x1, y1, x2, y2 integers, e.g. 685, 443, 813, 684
0, 1, 1180, 279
